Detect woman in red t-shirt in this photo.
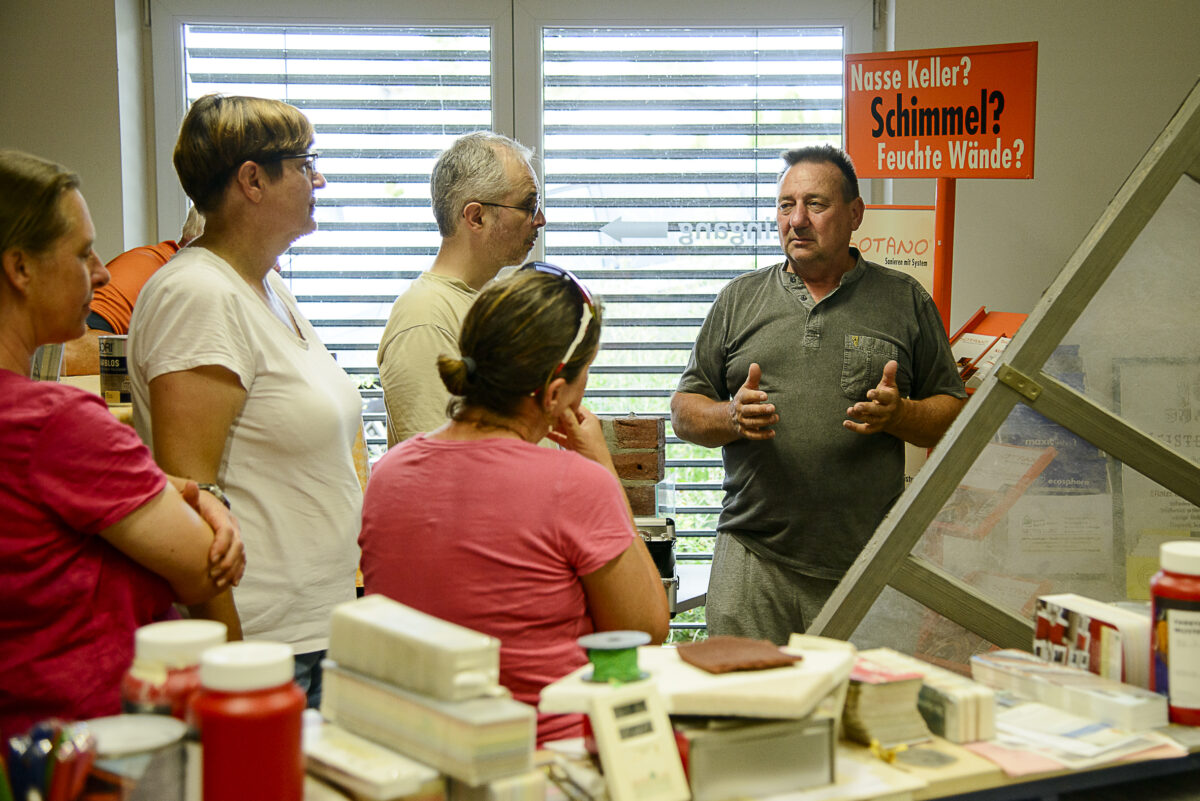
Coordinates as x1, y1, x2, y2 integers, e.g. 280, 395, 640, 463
359, 264, 668, 744
0, 149, 245, 737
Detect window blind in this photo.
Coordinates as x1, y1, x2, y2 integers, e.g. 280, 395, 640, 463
537, 27, 844, 587
180, 21, 845, 628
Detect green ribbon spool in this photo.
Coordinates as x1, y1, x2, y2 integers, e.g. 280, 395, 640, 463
578, 630, 652, 683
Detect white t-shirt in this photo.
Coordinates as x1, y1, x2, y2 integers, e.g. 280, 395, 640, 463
128, 247, 362, 653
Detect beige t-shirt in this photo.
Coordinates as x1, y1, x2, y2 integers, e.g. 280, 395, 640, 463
377, 271, 478, 447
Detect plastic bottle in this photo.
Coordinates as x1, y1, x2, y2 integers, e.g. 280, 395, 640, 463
122, 619, 227, 719
1150, 540, 1200, 725
189, 641, 306, 801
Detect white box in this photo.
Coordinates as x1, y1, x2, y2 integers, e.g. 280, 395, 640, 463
329, 595, 500, 702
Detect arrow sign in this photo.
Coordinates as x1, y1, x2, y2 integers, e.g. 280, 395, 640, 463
600, 217, 669, 242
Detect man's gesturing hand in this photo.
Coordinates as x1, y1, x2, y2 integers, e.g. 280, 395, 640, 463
728, 362, 778, 440
844, 359, 904, 436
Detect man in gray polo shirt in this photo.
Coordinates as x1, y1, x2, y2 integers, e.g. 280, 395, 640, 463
671, 145, 967, 644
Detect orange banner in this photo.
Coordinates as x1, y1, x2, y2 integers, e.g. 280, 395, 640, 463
845, 42, 1037, 179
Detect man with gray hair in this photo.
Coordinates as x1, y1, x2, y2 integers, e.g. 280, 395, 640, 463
377, 131, 545, 446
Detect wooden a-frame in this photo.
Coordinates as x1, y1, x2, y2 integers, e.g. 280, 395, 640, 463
809, 78, 1200, 647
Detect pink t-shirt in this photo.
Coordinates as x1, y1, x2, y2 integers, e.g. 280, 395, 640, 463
0, 371, 173, 737
359, 435, 635, 744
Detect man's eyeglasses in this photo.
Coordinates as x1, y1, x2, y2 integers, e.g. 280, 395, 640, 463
478, 200, 542, 220
520, 261, 597, 376
269, 151, 320, 177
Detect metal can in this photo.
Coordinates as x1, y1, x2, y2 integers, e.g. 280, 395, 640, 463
98, 334, 131, 405
84, 714, 186, 801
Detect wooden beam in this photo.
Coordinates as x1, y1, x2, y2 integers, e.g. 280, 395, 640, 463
1014, 369, 1200, 509
891, 556, 1034, 650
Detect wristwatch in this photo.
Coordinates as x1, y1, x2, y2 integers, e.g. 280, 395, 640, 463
196, 482, 231, 509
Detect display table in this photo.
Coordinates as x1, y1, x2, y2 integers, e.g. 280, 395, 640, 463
828, 731, 1200, 801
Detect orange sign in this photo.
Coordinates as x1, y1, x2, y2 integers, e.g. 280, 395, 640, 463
845, 42, 1037, 179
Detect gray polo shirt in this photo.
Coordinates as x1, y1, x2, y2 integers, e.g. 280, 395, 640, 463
677, 252, 966, 578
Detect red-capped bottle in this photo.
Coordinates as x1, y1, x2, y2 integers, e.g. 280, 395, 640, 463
122, 619, 228, 719
1150, 540, 1200, 725
189, 641, 305, 801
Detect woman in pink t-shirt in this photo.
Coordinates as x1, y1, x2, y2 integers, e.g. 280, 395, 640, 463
0, 150, 245, 737
359, 264, 668, 744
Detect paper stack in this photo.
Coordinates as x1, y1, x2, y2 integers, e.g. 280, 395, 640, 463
1033, 593, 1151, 688
840, 653, 932, 748
855, 648, 995, 743
304, 720, 446, 801
320, 596, 536, 788
970, 649, 1167, 731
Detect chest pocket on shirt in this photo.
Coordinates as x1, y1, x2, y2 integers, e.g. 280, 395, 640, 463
841, 334, 899, 401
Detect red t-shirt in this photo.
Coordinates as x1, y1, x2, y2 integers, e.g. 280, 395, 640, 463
358, 435, 635, 744
89, 240, 181, 334
0, 371, 174, 737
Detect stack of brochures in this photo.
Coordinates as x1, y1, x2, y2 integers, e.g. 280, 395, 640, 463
304, 719, 446, 801
969, 649, 1167, 731
856, 648, 996, 743
320, 597, 536, 788
841, 653, 932, 748
1033, 593, 1151, 688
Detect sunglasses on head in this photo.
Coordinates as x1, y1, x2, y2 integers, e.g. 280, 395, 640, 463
520, 261, 597, 377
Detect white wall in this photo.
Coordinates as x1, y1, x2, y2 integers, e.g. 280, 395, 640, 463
1, 0, 121, 258
0, 0, 151, 261
887, 0, 1200, 330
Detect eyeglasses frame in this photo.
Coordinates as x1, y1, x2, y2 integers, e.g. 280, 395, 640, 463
477, 200, 543, 220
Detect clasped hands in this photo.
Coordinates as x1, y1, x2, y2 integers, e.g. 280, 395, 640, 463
182, 481, 246, 590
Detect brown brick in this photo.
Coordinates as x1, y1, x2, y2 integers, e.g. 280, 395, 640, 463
611, 450, 665, 482
597, 417, 619, 450
612, 416, 664, 450
623, 483, 657, 517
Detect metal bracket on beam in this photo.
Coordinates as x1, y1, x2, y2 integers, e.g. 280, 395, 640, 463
995, 364, 1043, 402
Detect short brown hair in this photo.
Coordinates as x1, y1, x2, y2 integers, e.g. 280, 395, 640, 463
0, 149, 81, 257
173, 94, 314, 213
780, 145, 860, 202
438, 268, 601, 419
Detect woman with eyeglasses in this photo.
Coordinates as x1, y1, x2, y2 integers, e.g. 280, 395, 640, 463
127, 95, 364, 707
359, 263, 669, 744
0, 149, 244, 736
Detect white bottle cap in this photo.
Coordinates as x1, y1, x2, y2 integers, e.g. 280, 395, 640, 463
1161, 540, 1200, 576
135, 619, 228, 669
200, 641, 295, 692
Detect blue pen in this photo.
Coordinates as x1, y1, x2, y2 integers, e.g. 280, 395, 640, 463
5, 736, 31, 801
26, 722, 61, 800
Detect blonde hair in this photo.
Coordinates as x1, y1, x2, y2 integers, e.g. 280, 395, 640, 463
438, 269, 601, 419
173, 94, 314, 213
0, 149, 81, 257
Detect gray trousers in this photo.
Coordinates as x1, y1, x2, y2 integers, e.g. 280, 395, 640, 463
706, 533, 841, 645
